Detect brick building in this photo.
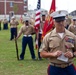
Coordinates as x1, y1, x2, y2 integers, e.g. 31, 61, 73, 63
0, 0, 28, 15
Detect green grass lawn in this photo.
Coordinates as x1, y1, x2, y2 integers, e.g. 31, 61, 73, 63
0, 24, 76, 75
0, 25, 49, 75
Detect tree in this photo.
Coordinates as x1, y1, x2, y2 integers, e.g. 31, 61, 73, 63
13, 4, 18, 14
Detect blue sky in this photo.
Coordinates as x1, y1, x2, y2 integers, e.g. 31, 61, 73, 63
28, 0, 76, 13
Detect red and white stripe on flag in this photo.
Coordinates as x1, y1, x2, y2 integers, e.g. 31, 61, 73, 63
34, 0, 41, 32
35, 10, 41, 31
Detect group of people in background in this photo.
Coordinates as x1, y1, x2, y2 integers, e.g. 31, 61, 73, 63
1, 11, 76, 62
15, 11, 76, 62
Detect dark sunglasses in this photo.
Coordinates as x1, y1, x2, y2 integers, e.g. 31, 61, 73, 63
56, 20, 65, 23
25, 20, 29, 23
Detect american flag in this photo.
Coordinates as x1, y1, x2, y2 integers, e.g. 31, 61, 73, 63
35, 0, 41, 31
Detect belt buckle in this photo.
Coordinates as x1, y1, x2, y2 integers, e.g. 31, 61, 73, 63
60, 65, 67, 68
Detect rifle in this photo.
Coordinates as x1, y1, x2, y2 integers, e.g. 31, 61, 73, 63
15, 38, 19, 60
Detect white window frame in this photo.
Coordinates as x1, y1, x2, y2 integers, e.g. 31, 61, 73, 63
10, 2, 14, 7
24, 6, 27, 11
24, 0, 27, 4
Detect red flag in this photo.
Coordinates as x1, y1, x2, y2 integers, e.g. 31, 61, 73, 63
42, 0, 56, 39
49, 0, 56, 14
20, 15, 23, 24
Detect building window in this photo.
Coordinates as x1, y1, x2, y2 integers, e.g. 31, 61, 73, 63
24, 0, 27, 4
10, 2, 14, 7
24, 6, 27, 11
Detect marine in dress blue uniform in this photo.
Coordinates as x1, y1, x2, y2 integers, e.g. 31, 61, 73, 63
37, 12, 46, 60
39, 10, 76, 75
16, 17, 36, 60
3, 18, 8, 30
10, 16, 19, 40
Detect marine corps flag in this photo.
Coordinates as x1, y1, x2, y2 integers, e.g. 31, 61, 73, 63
42, 0, 56, 39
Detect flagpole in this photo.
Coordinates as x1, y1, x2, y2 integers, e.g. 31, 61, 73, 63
35, 0, 41, 59
4, 0, 6, 18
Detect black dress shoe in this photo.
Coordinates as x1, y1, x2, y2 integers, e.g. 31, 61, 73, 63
19, 58, 24, 60
38, 58, 42, 60
32, 58, 37, 61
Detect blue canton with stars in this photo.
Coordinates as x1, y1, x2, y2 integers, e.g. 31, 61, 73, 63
37, 0, 41, 9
